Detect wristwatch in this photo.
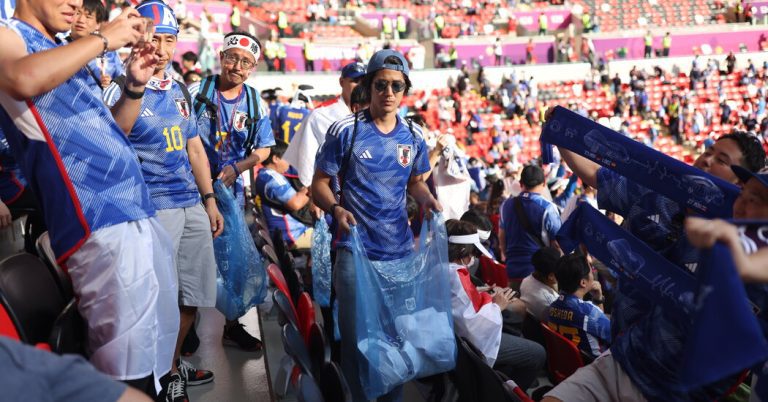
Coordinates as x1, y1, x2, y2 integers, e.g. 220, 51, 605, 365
592, 297, 605, 305
203, 193, 217, 203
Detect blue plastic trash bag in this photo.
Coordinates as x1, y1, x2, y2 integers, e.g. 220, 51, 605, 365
352, 212, 456, 400
213, 180, 267, 320
311, 217, 332, 308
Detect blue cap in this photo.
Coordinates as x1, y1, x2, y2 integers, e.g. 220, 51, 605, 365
367, 49, 409, 77
732, 165, 768, 188
341, 62, 366, 79
136, 0, 179, 36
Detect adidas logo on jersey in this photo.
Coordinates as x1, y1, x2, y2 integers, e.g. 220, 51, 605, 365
647, 214, 660, 223
359, 150, 373, 159
685, 263, 698, 273
140, 108, 154, 118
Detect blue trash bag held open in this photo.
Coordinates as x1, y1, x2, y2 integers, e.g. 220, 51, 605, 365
213, 180, 267, 320
352, 212, 457, 400
311, 217, 332, 307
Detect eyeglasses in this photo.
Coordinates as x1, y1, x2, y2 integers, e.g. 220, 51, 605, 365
222, 53, 255, 70
374, 79, 406, 93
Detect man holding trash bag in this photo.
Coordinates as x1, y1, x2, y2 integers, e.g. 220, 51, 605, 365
312, 49, 445, 402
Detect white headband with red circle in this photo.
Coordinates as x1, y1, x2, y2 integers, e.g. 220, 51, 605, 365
223, 34, 261, 60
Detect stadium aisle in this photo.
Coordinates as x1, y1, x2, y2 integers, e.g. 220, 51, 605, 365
187, 307, 271, 401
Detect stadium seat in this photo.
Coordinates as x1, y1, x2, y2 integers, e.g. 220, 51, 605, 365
261, 243, 281, 266
35, 232, 73, 300
298, 373, 324, 402
47, 298, 87, 356
267, 263, 291, 299
282, 323, 314, 377
296, 292, 315, 342
540, 322, 586, 384
521, 313, 546, 349
318, 361, 353, 402
0, 253, 69, 346
452, 336, 528, 402
479, 255, 509, 288
273, 288, 299, 329
307, 322, 330, 375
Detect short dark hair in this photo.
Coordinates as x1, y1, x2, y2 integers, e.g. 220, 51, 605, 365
554, 254, 591, 294
532, 247, 561, 276
446, 219, 478, 263
361, 56, 412, 99
82, 0, 108, 23
265, 140, 288, 165
460, 209, 492, 232
520, 164, 545, 189
719, 131, 766, 173
181, 51, 199, 63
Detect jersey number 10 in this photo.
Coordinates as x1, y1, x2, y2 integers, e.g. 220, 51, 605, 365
163, 126, 184, 152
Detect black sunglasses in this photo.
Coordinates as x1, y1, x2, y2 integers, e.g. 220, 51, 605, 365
374, 79, 406, 93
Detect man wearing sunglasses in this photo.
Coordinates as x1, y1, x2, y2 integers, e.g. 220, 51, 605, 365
312, 49, 441, 402
190, 31, 275, 351
283, 61, 366, 189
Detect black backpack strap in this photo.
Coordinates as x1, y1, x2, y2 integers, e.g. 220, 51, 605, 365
242, 85, 260, 156
84, 64, 104, 89
174, 79, 192, 106
193, 75, 218, 122
113, 74, 126, 89
513, 196, 547, 248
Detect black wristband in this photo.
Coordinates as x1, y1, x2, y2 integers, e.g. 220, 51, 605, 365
123, 86, 145, 100
203, 193, 217, 202
592, 297, 605, 305
329, 203, 340, 214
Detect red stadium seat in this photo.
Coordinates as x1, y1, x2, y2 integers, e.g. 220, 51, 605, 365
541, 322, 586, 384
296, 292, 315, 343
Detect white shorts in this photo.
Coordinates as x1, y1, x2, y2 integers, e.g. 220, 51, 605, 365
64, 218, 179, 392
156, 205, 217, 307
544, 351, 648, 402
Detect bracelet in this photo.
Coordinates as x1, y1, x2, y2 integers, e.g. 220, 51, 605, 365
228, 161, 241, 176
90, 32, 109, 57
123, 86, 145, 100
202, 193, 217, 203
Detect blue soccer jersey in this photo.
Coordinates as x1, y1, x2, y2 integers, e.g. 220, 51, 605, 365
0, 129, 26, 204
190, 79, 275, 203
274, 105, 310, 143
315, 110, 431, 261
254, 167, 309, 246
547, 294, 611, 358
104, 75, 200, 210
0, 19, 154, 261
499, 191, 562, 278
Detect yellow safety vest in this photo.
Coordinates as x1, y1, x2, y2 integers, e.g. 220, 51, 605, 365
382, 17, 392, 33
304, 43, 313, 60
277, 44, 287, 58
397, 16, 406, 32
539, 14, 548, 30
449, 47, 458, 60
265, 42, 278, 58
231, 7, 240, 26
277, 12, 288, 29
663, 36, 671, 48
581, 14, 590, 29
435, 15, 445, 29
645, 35, 652, 46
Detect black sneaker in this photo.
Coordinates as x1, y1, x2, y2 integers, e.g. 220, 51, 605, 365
222, 322, 263, 351
177, 359, 214, 386
165, 373, 188, 402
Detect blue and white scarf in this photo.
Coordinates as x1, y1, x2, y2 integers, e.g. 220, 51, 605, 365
541, 106, 739, 218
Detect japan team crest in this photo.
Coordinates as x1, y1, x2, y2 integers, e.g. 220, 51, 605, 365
397, 144, 412, 167
234, 111, 248, 131
174, 98, 190, 119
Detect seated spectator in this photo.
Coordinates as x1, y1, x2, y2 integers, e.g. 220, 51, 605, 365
254, 140, 312, 249
1, 337, 150, 402
548, 254, 611, 359
446, 219, 546, 390
520, 247, 561, 322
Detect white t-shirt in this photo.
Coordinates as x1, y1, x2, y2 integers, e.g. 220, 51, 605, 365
519, 274, 559, 322
283, 97, 351, 187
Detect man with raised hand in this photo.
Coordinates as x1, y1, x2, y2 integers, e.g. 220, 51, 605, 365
190, 31, 275, 351
103, 1, 222, 399
0, 2, 178, 398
